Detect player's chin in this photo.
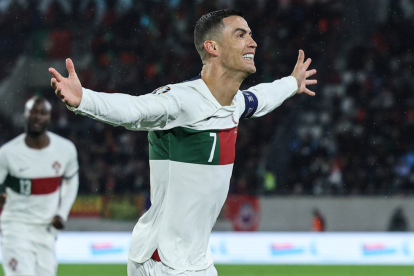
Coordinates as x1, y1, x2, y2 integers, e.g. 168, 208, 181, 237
245, 65, 256, 75
27, 126, 46, 136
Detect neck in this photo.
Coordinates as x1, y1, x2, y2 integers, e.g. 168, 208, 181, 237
25, 132, 50, 149
200, 62, 246, 106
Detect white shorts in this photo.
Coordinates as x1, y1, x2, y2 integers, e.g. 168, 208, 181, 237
1, 235, 57, 276
127, 258, 218, 276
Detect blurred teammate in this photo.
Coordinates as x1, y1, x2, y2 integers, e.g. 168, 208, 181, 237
0, 97, 79, 276
49, 9, 316, 276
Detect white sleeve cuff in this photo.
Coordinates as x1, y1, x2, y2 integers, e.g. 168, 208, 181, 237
66, 87, 90, 112
285, 76, 299, 97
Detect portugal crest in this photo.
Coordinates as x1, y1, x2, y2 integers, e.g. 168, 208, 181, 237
9, 258, 18, 271
52, 161, 61, 174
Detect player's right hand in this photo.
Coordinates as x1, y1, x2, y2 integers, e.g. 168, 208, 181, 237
52, 215, 65, 230
49, 58, 83, 108
0, 193, 6, 208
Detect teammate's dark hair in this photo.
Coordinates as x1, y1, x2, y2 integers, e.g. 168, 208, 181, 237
194, 9, 244, 60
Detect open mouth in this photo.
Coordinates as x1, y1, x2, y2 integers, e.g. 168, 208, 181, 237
243, 54, 254, 61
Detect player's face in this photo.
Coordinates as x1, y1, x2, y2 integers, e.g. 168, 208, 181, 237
26, 101, 51, 136
219, 16, 257, 76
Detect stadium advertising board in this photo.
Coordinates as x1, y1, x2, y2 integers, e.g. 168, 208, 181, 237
69, 195, 147, 219
69, 196, 103, 217
0, 232, 413, 264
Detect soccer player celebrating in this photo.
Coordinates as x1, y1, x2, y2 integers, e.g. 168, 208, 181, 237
0, 97, 79, 276
49, 9, 316, 276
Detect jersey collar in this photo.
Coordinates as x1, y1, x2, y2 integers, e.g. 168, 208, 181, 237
186, 76, 238, 116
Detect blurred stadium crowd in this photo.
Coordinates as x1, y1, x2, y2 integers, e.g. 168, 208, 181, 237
0, 0, 413, 196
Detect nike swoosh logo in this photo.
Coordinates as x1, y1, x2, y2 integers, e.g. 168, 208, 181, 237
205, 116, 219, 121
19, 167, 30, 172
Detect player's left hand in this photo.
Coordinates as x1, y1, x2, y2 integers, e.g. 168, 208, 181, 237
52, 215, 65, 230
291, 50, 317, 96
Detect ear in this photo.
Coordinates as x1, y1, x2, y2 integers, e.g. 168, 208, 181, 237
203, 40, 219, 57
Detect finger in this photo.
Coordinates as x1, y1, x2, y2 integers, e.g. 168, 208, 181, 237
48, 67, 63, 81
304, 88, 316, 96
66, 58, 78, 78
305, 79, 317, 85
55, 89, 65, 100
303, 58, 312, 70
51, 78, 58, 89
305, 69, 317, 78
298, 50, 305, 63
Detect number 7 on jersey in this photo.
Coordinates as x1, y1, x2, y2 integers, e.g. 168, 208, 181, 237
208, 133, 217, 162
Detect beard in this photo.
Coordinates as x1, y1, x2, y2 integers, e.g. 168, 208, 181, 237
26, 122, 48, 137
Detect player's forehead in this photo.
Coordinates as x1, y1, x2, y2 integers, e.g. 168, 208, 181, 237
25, 98, 51, 113
222, 16, 251, 35
32, 101, 48, 111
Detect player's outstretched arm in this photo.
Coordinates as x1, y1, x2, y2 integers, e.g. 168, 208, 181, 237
49, 58, 83, 108
241, 49, 317, 119
49, 59, 183, 131
291, 49, 317, 96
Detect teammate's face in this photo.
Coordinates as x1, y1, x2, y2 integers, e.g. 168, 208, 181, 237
219, 16, 257, 76
26, 101, 51, 136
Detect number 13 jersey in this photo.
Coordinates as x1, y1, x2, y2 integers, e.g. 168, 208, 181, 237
0, 132, 78, 225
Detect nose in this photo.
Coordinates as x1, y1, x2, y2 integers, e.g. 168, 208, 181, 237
31, 111, 42, 120
249, 37, 257, 49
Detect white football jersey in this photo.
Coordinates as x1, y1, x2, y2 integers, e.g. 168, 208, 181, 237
72, 76, 297, 270
0, 131, 78, 226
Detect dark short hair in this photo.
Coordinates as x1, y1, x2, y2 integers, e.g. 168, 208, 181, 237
194, 9, 244, 59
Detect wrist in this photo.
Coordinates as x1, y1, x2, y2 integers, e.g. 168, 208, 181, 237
290, 74, 300, 92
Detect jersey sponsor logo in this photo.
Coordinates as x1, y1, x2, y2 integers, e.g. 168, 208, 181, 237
151, 86, 171, 95
18, 167, 30, 172
9, 258, 18, 271
52, 161, 61, 174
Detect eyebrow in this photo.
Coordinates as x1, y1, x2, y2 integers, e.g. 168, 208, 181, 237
233, 28, 252, 36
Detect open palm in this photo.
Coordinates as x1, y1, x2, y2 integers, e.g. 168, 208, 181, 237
49, 58, 83, 108
291, 50, 317, 96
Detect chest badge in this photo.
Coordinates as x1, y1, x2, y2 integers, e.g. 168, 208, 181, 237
9, 258, 18, 271
52, 161, 61, 174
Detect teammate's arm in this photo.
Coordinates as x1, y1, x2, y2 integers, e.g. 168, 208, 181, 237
49, 59, 182, 131
54, 146, 79, 229
0, 148, 8, 209
241, 50, 317, 118
53, 174, 79, 229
